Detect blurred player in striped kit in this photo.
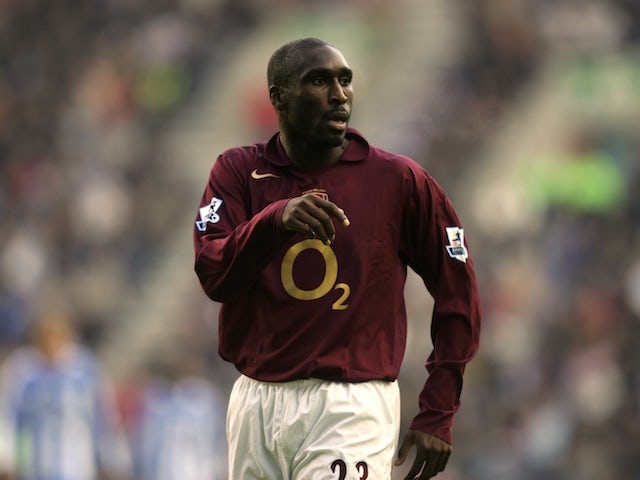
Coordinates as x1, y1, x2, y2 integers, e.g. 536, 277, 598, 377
0, 311, 132, 480
132, 352, 227, 480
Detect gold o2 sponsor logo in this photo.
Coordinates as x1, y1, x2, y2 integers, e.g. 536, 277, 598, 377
280, 239, 350, 310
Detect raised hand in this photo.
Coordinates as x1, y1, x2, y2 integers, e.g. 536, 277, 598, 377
282, 193, 350, 245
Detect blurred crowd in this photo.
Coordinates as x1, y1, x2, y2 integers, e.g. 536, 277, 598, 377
0, 0, 262, 353
0, 0, 260, 477
412, 1, 640, 479
3, 0, 640, 479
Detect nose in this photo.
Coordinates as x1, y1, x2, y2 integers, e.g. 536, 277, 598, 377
329, 79, 349, 104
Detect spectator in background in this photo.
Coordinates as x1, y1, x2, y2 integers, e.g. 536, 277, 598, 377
132, 351, 227, 480
0, 310, 132, 480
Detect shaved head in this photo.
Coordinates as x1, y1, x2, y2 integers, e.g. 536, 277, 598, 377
267, 37, 334, 88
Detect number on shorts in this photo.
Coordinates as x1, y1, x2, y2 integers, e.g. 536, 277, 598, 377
330, 460, 346, 480
356, 461, 369, 479
330, 459, 369, 479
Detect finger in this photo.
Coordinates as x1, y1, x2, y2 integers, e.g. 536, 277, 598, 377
436, 449, 451, 473
303, 223, 316, 238
285, 215, 315, 235
287, 206, 334, 243
298, 202, 339, 243
423, 451, 448, 479
395, 434, 413, 466
418, 460, 437, 480
283, 196, 348, 244
309, 196, 350, 227
332, 207, 350, 226
315, 214, 337, 243
404, 456, 424, 480
304, 216, 334, 244
418, 469, 434, 480
308, 204, 348, 241
423, 459, 444, 479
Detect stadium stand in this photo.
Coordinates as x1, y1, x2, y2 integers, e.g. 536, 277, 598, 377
2, 0, 640, 478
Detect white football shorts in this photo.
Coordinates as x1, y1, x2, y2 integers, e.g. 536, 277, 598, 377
227, 375, 401, 480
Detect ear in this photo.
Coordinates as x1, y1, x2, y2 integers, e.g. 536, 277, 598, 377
269, 85, 287, 111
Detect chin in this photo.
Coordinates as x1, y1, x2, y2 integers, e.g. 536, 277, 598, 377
325, 138, 345, 148
319, 131, 347, 148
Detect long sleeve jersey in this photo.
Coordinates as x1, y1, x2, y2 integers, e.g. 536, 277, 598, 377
193, 129, 481, 444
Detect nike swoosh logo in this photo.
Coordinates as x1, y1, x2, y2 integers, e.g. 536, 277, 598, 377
251, 169, 280, 179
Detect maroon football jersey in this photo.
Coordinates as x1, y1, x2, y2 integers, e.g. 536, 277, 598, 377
193, 129, 481, 443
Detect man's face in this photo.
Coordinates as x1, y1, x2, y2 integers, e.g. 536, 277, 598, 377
278, 45, 353, 148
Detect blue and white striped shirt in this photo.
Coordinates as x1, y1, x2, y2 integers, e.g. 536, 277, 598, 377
0, 345, 131, 480
134, 376, 227, 480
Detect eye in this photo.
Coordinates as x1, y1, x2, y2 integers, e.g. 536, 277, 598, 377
339, 76, 352, 87
311, 76, 326, 86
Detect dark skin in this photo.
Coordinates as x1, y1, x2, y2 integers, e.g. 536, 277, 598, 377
269, 43, 452, 479
269, 44, 352, 244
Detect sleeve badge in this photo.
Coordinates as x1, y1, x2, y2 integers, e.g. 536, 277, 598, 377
445, 226, 468, 263
196, 197, 223, 232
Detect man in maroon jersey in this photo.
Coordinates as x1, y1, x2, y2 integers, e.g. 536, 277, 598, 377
193, 37, 481, 480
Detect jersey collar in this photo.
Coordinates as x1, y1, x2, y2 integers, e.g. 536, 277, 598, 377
264, 128, 370, 167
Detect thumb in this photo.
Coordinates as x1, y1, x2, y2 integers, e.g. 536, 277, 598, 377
394, 432, 414, 466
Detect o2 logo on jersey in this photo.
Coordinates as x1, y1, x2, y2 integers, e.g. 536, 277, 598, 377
280, 239, 350, 310
445, 226, 468, 263
195, 197, 223, 232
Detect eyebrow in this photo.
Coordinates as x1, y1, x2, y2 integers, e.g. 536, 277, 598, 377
301, 66, 353, 81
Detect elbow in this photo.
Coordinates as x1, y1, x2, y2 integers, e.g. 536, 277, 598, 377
194, 260, 237, 303
194, 256, 222, 302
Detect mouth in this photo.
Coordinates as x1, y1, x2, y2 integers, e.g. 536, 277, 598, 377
326, 110, 350, 131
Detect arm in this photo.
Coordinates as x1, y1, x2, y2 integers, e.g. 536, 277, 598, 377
194, 198, 291, 302
193, 152, 294, 302
0, 388, 14, 479
194, 154, 349, 302
397, 166, 481, 478
91, 362, 133, 480
0, 354, 24, 479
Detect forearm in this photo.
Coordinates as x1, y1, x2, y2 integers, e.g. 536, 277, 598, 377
194, 200, 290, 301
410, 365, 463, 444
411, 300, 481, 444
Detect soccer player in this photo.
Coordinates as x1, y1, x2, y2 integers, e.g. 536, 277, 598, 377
132, 354, 227, 480
0, 312, 132, 480
193, 37, 481, 480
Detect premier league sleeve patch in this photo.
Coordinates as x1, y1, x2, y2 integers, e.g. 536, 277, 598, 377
196, 197, 223, 232
445, 226, 468, 263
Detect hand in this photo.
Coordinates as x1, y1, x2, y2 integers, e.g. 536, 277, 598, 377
394, 430, 452, 479
282, 193, 350, 245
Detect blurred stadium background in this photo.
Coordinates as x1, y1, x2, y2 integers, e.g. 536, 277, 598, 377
1, 0, 640, 478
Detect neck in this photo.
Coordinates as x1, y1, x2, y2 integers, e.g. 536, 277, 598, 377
279, 133, 348, 170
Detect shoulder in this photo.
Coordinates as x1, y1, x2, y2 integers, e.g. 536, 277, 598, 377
0, 348, 42, 393
218, 142, 264, 160
210, 141, 274, 182
65, 346, 106, 380
365, 144, 452, 207
215, 142, 265, 169
368, 144, 435, 182
1, 348, 38, 376
371, 146, 417, 166
202, 143, 265, 192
